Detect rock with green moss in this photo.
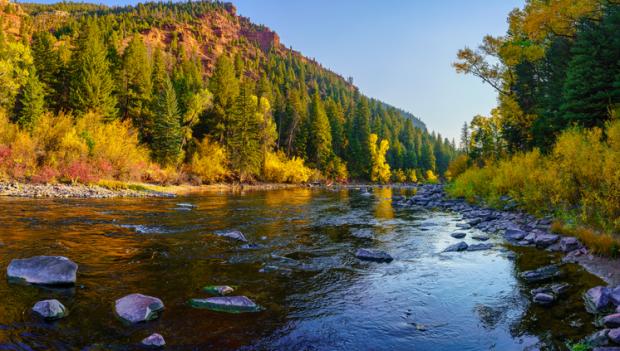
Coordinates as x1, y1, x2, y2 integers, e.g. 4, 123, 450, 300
202, 285, 234, 296
189, 296, 263, 313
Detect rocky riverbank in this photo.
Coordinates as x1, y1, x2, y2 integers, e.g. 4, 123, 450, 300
0, 181, 175, 198
398, 183, 620, 349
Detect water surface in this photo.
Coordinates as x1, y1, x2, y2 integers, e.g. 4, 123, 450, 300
0, 187, 603, 350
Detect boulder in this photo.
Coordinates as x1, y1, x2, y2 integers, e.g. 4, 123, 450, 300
141, 333, 165, 348
203, 285, 234, 296
585, 286, 612, 313
533, 293, 555, 305
115, 293, 164, 324
467, 243, 494, 251
609, 328, 620, 344
32, 299, 67, 319
355, 248, 393, 263
611, 286, 620, 306
560, 237, 582, 252
189, 296, 263, 313
504, 229, 526, 241
443, 241, 468, 252
214, 230, 248, 242
520, 265, 561, 283
450, 232, 466, 239
471, 235, 490, 241
534, 233, 559, 248
603, 314, 620, 328
7, 256, 78, 285
585, 329, 611, 347
456, 223, 471, 229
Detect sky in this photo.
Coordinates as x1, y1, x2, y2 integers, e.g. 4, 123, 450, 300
25, 0, 523, 141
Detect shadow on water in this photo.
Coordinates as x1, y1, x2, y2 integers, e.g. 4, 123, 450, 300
0, 187, 602, 350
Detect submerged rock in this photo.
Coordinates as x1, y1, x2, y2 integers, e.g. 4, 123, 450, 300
214, 230, 248, 242
355, 248, 393, 263
520, 265, 561, 283
450, 232, 466, 239
7, 256, 78, 285
32, 299, 67, 319
467, 243, 493, 251
115, 293, 164, 324
350, 228, 374, 239
176, 203, 196, 208
471, 235, 490, 241
189, 296, 263, 313
533, 293, 555, 305
203, 285, 234, 296
141, 333, 165, 348
443, 241, 468, 252
585, 286, 612, 313
603, 313, 620, 328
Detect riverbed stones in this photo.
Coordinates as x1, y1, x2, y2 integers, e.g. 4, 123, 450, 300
608, 328, 620, 344
585, 286, 612, 313
471, 235, 490, 241
450, 232, 466, 239
504, 229, 527, 241
610, 286, 620, 306
141, 333, 165, 348
560, 237, 582, 252
586, 329, 611, 347
189, 296, 262, 313
534, 233, 559, 248
603, 314, 620, 328
32, 299, 67, 319
114, 293, 164, 324
7, 256, 78, 285
533, 293, 555, 305
443, 241, 468, 252
355, 248, 393, 263
350, 228, 374, 239
214, 230, 248, 242
467, 243, 494, 251
203, 285, 234, 296
520, 265, 561, 283
456, 223, 471, 229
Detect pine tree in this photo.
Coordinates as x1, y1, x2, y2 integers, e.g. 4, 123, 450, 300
325, 98, 346, 158
207, 55, 239, 145
151, 72, 182, 166
120, 35, 152, 127
229, 83, 261, 181
307, 92, 333, 169
16, 67, 46, 130
348, 97, 371, 178
70, 19, 117, 120
31, 31, 61, 110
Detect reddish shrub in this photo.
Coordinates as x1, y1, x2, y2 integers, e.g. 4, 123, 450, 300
31, 166, 59, 184
62, 160, 99, 184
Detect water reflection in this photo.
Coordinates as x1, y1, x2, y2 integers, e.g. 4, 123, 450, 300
0, 188, 602, 350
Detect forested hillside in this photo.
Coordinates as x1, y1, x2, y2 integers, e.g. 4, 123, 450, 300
450, 0, 620, 254
0, 0, 455, 185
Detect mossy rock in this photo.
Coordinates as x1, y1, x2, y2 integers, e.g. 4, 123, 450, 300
188, 296, 263, 313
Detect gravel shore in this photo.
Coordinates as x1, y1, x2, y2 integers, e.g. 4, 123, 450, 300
0, 182, 174, 198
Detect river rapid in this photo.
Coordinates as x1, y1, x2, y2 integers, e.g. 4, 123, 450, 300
0, 187, 603, 350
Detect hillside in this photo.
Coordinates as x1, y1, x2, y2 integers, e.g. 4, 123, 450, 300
0, 0, 453, 185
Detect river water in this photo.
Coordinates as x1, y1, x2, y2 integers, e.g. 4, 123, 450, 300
0, 187, 604, 350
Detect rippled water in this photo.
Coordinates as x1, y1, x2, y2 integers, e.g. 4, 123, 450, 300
0, 187, 604, 350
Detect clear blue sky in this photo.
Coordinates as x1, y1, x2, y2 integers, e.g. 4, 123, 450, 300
26, 0, 523, 141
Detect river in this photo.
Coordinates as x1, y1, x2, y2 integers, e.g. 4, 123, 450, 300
0, 187, 603, 350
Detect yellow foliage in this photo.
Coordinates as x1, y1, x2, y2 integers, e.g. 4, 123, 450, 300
262, 151, 312, 184
324, 156, 348, 182
447, 154, 469, 179
189, 136, 229, 184
406, 169, 418, 183
369, 133, 391, 183
392, 169, 406, 183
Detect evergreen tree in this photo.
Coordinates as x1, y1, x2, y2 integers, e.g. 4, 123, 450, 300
307, 92, 333, 169
70, 19, 117, 120
325, 98, 346, 158
31, 31, 61, 110
16, 67, 46, 130
207, 55, 239, 145
348, 97, 371, 178
120, 35, 152, 127
151, 72, 182, 166
229, 83, 261, 181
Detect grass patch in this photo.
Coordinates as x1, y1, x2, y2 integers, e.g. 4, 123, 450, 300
551, 220, 620, 257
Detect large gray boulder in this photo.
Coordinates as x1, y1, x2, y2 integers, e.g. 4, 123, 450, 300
520, 265, 561, 283
32, 299, 67, 319
534, 233, 559, 248
141, 333, 165, 348
504, 229, 526, 241
355, 248, 393, 263
451, 232, 466, 239
444, 241, 468, 252
585, 286, 612, 313
467, 243, 494, 251
189, 296, 263, 313
115, 293, 164, 324
533, 293, 555, 306
7, 256, 77, 285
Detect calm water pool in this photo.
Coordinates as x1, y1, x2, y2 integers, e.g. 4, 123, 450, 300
0, 187, 603, 350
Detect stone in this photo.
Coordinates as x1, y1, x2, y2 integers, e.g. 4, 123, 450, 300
7, 256, 78, 285
450, 232, 466, 239
355, 248, 393, 263
520, 265, 561, 283
504, 229, 526, 241
350, 228, 374, 239
467, 243, 494, 251
611, 286, 620, 306
534, 233, 559, 248
533, 293, 555, 305
471, 235, 489, 241
115, 293, 164, 324
609, 328, 620, 344
175, 203, 195, 208
32, 299, 67, 319
456, 223, 471, 229
214, 230, 248, 242
593, 348, 620, 351
603, 314, 620, 328
141, 333, 165, 348
189, 296, 263, 313
443, 241, 468, 252
585, 286, 612, 313
585, 329, 610, 347
559, 236, 581, 252
203, 285, 234, 296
